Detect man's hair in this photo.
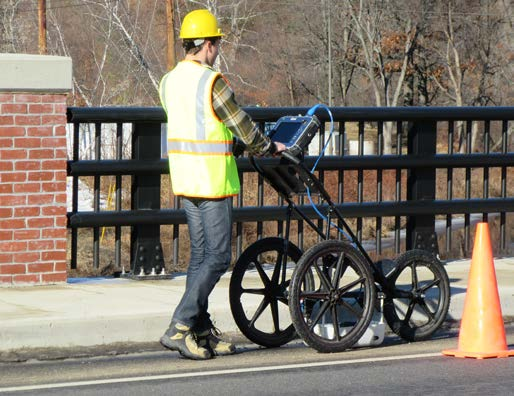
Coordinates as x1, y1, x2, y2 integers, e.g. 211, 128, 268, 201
183, 37, 219, 55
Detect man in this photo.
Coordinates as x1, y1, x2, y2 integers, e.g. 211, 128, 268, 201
158, 9, 285, 360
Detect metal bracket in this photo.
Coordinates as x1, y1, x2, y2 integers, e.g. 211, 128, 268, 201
123, 239, 173, 280
412, 231, 440, 256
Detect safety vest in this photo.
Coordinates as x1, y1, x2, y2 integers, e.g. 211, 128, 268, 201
159, 61, 240, 198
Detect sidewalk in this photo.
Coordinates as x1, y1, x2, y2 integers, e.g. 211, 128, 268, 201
1, 257, 514, 360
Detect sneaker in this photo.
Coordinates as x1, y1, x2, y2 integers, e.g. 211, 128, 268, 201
197, 327, 236, 356
160, 323, 212, 360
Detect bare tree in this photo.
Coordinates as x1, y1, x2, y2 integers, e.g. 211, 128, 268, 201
48, 4, 115, 106
0, 0, 37, 53
431, 2, 466, 108
2, 0, 512, 112
429, 0, 512, 152
336, 22, 359, 107
86, 0, 161, 90
0, 0, 21, 52
46, 0, 166, 105
343, 0, 418, 153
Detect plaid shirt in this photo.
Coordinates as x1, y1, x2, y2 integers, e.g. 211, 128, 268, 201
212, 75, 272, 155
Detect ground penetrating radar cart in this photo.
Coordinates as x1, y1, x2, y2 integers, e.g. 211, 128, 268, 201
229, 107, 450, 352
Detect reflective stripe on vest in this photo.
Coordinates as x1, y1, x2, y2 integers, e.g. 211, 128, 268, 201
194, 69, 213, 140
167, 139, 233, 155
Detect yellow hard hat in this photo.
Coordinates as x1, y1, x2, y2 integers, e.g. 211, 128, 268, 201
179, 9, 224, 39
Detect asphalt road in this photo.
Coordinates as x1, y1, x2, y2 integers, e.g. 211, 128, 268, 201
1, 327, 514, 396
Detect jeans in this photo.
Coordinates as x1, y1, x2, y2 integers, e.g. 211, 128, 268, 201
171, 197, 233, 333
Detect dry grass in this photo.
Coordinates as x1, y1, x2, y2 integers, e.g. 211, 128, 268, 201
69, 167, 513, 278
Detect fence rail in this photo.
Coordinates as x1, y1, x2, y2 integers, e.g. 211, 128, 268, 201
66, 106, 514, 276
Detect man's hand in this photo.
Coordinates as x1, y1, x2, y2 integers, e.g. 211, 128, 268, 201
273, 142, 287, 156
255, 141, 287, 158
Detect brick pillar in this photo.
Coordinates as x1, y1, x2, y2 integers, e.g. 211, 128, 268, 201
0, 54, 72, 286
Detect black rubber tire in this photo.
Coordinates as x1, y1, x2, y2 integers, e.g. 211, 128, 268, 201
383, 249, 450, 341
289, 240, 376, 353
229, 237, 303, 348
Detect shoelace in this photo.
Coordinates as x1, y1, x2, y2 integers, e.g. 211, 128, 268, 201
210, 326, 223, 338
175, 327, 202, 344
190, 331, 202, 343
197, 326, 223, 339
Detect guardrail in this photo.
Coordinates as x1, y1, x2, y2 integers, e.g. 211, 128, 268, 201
67, 106, 514, 276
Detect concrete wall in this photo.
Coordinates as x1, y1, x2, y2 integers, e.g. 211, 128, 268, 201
0, 54, 72, 286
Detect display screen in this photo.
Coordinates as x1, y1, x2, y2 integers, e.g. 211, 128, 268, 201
269, 121, 303, 145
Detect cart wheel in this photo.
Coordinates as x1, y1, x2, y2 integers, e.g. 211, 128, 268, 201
289, 240, 376, 353
229, 237, 303, 348
383, 249, 450, 341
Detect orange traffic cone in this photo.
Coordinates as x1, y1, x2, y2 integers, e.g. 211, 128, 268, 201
443, 222, 514, 359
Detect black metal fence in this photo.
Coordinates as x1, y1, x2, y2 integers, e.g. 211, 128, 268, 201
67, 106, 514, 276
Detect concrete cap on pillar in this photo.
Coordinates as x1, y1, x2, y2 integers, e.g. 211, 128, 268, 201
0, 53, 72, 92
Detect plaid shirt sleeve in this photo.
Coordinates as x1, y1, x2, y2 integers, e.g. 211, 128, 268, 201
212, 75, 272, 155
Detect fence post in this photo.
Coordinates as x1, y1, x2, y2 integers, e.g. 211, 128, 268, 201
406, 121, 439, 256
0, 54, 71, 285
130, 121, 165, 276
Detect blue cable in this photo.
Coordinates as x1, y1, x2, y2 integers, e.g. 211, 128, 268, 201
305, 104, 354, 244
306, 104, 334, 173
